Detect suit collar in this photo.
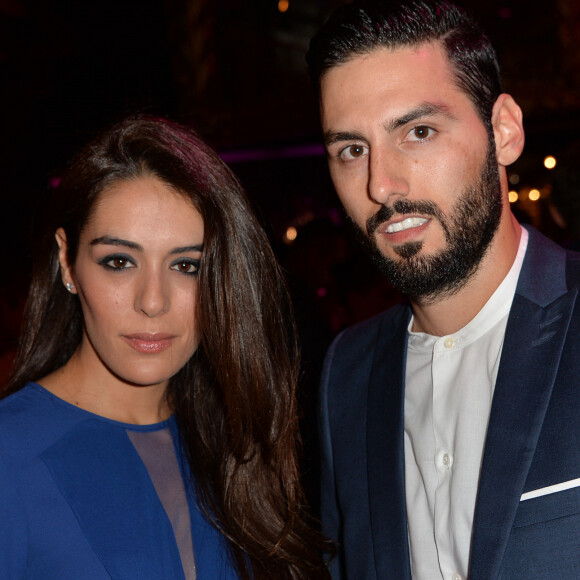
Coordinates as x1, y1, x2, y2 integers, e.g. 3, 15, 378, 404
515, 225, 568, 305
366, 304, 413, 579
470, 227, 577, 578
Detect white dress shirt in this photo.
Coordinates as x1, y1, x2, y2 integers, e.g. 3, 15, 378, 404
404, 227, 528, 580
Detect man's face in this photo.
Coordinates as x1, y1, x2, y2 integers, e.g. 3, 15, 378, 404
320, 42, 505, 303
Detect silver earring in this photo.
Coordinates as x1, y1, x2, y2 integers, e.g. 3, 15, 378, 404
65, 282, 75, 293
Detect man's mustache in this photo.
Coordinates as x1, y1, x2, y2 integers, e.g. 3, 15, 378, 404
366, 200, 442, 236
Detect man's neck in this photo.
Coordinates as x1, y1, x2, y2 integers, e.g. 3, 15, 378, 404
410, 213, 522, 337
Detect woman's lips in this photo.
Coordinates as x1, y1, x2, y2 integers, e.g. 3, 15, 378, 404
122, 333, 175, 354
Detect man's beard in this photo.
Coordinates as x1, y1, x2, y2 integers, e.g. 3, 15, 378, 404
350, 140, 503, 305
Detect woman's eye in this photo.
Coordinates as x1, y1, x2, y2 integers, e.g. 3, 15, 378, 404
99, 255, 134, 270
340, 144, 368, 160
408, 125, 434, 141
171, 260, 199, 276
110, 257, 129, 269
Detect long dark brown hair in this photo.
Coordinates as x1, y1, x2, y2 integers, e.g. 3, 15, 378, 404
5, 116, 330, 579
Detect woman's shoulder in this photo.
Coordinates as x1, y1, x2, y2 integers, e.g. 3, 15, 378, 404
1, 381, 61, 423
0, 382, 87, 461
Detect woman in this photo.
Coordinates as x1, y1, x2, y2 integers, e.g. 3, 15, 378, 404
1, 116, 330, 579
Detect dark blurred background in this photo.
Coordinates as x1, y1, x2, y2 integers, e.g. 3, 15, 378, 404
1, 0, 580, 495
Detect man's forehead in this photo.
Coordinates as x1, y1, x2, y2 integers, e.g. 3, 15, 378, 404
321, 41, 451, 89
319, 42, 460, 121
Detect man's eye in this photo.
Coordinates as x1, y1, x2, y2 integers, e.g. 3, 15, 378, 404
408, 126, 434, 141
340, 144, 368, 160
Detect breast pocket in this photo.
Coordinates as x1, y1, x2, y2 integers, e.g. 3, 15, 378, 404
498, 487, 580, 578
513, 485, 580, 528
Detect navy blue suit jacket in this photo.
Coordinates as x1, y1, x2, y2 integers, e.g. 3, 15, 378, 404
320, 227, 580, 579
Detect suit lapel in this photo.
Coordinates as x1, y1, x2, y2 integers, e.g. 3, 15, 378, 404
366, 305, 412, 579
470, 228, 578, 579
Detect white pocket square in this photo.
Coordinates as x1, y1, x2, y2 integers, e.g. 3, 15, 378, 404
520, 478, 580, 502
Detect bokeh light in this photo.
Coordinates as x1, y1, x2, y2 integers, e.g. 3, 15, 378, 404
285, 226, 297, 243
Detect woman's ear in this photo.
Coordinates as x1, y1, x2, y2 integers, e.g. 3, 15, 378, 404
491, 93, 525, 167
55, 228, 77, 294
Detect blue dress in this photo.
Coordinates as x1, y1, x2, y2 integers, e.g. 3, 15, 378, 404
0, 382, 240, 579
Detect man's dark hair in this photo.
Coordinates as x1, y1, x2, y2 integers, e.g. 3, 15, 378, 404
306, 0, 503, 129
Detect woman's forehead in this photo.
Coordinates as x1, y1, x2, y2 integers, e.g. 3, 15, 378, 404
82, 176, 203, 243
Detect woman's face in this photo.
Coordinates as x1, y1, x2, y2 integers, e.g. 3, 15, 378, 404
57, 176, 203, 391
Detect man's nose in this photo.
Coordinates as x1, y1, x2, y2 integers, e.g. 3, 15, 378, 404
368, 148, 410, 205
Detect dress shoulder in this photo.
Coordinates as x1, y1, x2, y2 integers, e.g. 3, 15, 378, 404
0, 383, 86, 463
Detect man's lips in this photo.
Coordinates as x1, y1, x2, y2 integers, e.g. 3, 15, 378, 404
122, 333, 176, 354
384, 216, 429, 234
367, 200, 440, 237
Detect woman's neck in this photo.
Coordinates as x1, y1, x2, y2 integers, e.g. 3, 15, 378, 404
39, 352, 171, 425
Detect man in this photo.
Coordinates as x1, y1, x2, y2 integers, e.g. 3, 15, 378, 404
306, 1, 580, 578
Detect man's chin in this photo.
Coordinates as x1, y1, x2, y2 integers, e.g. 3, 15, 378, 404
392, 240, 424, 259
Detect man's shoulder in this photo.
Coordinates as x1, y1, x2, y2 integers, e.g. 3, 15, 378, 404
334, 301, 408, 349
518, 226, 580, 303
565, 247, 580, 288
323, 301, 409, 380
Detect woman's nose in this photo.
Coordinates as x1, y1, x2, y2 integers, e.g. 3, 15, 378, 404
134, 271, 170, 318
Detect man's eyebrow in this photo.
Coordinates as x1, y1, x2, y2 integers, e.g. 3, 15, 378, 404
90, 236, 143, 251
384, 103, 456, 132
323, 131, 366, 148
323, 103, 456, 147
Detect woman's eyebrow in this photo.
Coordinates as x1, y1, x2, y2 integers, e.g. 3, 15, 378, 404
170, 245, 203, 255
90, 236, 203, 255
90, 236, 142, 251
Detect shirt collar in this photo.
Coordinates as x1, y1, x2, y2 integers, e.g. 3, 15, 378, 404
408, 225, 529, 349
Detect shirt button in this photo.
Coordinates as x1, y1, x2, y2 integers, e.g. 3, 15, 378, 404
444, 337, 455, 349
442, 452, 451, 467
452, 574, 462, 580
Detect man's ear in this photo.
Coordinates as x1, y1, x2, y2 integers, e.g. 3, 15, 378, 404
491, 93, 525, 167
55, 228, 77, 294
